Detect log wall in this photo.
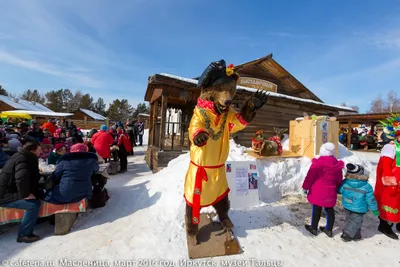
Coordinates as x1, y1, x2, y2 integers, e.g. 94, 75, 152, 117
232, 92, 341, 147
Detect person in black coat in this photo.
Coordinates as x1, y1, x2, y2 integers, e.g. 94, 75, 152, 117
126, 123, 136, 154
0, 142, 42, 243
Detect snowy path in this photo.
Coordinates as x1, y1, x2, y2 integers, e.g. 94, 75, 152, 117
1, 147, 398, 267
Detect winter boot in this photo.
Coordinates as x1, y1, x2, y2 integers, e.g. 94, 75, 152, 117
305, 224, 317, 236
354, 231, 362, 241
396, 223, 400, 232
213, 196, 234, 230
340, 233, 353, 242
319, 226, 333, 238
378, 217, 398, 240
17, 234, 40, 243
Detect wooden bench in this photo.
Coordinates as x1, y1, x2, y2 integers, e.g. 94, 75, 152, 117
0, 199, 87, 235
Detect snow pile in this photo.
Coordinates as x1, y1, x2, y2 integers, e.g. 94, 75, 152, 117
226, 137, 374, 203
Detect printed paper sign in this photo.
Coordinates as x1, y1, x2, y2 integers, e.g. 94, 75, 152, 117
235, 167, 248, 196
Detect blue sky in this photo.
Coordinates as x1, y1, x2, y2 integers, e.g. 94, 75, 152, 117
0, 0, 399, 112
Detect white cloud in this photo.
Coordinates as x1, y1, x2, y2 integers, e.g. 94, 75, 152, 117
368, 30, 400, 49
0, 1, 151, 91
266, 32, 310, 38
0, 50, 102, 88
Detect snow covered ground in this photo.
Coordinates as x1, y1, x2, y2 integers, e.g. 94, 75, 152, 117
1, 134, 396, 267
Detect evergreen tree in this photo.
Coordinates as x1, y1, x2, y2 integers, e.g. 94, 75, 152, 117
21, 89, 45, 104
94, 98, 107, 116
0, 85, 8, 96
107, 99, 134, 122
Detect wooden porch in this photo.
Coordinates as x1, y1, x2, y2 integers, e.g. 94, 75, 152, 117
145, 75, 199, 172
336, 112, 392, 148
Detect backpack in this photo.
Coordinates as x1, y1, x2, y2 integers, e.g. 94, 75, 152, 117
89, 188, 110, 209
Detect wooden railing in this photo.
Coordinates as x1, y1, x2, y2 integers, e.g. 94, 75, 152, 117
152, 122, 190, 150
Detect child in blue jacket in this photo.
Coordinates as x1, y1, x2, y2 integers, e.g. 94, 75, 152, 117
338, 163, 379, 242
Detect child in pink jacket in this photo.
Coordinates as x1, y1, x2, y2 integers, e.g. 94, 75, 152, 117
302, 142, 345, 237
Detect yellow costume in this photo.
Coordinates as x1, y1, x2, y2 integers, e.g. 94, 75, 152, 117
184, 98, 248, 224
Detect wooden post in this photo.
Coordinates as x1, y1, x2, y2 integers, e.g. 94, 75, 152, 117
180, 109, 185, 146
347, 120, 352, 149
149, 103, 155, 146
152, 102, 159, 146
106, 118, 109, 128
84, 116, 87, 129
171, 123, 175, 150
159, 96, 167, 150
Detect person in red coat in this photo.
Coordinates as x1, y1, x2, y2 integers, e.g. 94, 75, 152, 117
41, 120, 56, 136
375, 114, 400, 239
117, 128, 132, 173
91, 125, 114, 162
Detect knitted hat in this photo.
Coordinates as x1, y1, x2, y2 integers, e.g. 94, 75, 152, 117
42, 138, 51, 145
346, 163, 364, 175
70, 143, 88, 153
100, 125, 108, 131
319, 142, 335, 156
197, 60, 239, 89
55, 143, 66, 151
345, 163, 368, 180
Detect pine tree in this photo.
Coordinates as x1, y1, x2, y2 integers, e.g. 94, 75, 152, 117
94, 98, 107, 116
80, 94, 94, 110
0, 85, 8, 96
132, 103, 150, 118
45, 90, 64, 112
107, 99, 133, 122
21, 89, 45, 104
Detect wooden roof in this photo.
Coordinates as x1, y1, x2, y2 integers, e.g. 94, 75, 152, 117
336, 112, 394, 124
193, 53, 322, 102
144, 73, 354, 113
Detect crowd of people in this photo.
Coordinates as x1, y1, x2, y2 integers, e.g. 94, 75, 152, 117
0, 117, 145, 243
339, 126, 392, 151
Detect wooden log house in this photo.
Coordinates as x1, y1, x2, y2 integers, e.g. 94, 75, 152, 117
144, 53, 355, 172
70, 108, 108, 129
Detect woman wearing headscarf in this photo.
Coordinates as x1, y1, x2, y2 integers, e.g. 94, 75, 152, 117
43, 143, 99, 204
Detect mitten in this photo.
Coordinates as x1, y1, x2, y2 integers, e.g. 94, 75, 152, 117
193, 131, 209, 147
382, 176, 397, 186
300, 189, 308, 197
372, 210, 379, 217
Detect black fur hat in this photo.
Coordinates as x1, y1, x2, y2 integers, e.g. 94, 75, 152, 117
197, 59, 239, 88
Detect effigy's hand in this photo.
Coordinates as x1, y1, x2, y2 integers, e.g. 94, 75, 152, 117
193, 132, 209, 147
250, 90, 269, 111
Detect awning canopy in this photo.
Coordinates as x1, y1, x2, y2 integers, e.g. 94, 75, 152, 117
1, 111, 32, 120
1, 110, 73, 117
